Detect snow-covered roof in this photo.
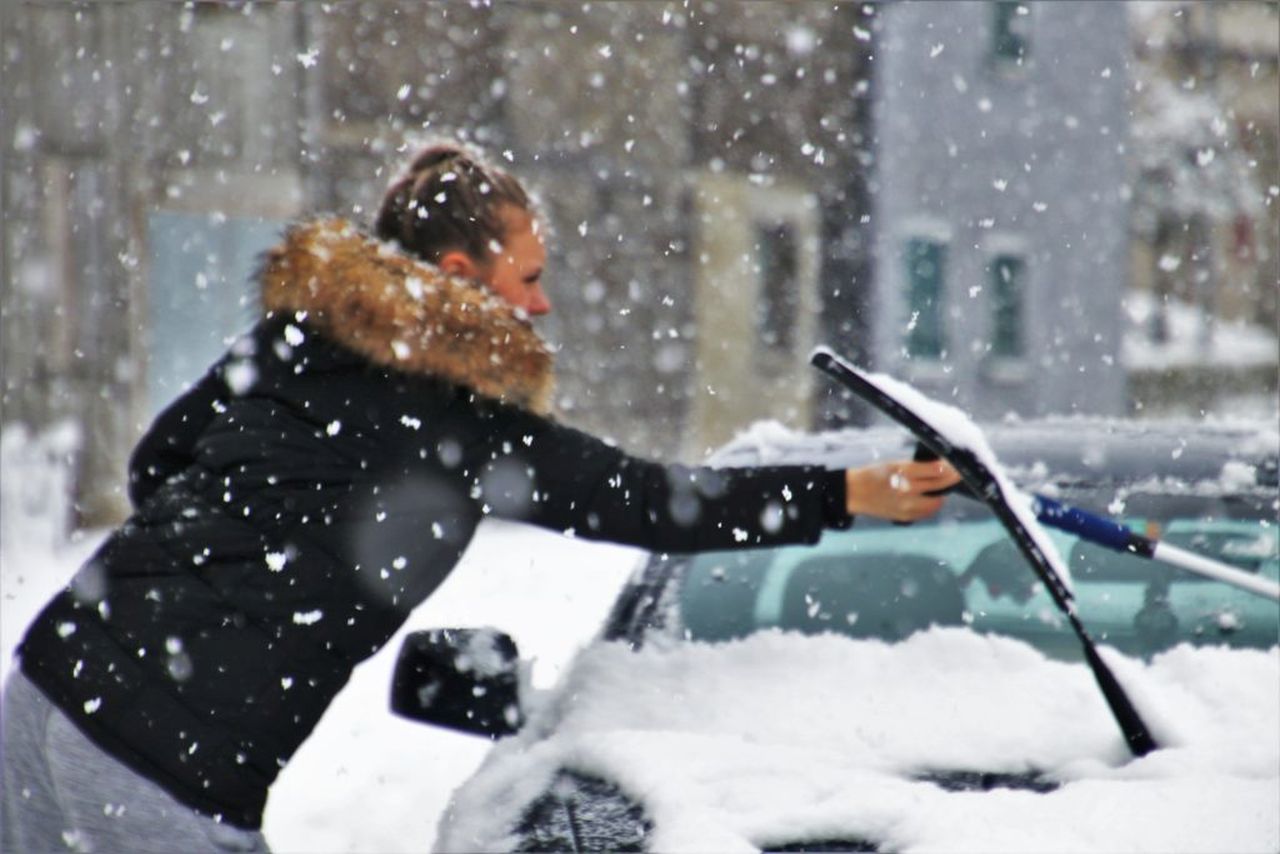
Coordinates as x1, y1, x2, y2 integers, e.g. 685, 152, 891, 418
711, 415, 1279, 492
1122, 290, 1280, 372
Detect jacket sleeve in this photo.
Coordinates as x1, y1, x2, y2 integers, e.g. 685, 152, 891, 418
466, 407, 851, 553
127, 365, 229, 509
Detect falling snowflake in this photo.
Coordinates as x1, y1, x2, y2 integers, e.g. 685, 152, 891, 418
293, 610, 324, 626
224, 360, 257, 395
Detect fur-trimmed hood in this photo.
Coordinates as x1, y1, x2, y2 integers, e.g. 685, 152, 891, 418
258, 218, 554, 414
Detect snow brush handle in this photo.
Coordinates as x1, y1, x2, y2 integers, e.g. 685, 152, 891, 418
1150, 543, 1280, 601
1031, 495, 1280, 602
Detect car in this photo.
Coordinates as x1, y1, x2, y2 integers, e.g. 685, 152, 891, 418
391, 418, 1279, 853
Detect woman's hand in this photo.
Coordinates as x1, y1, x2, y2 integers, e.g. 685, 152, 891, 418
845, 459, 962, 522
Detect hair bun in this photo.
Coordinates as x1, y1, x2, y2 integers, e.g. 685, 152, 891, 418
408, 145, 468, 175
374, 140, 532, 266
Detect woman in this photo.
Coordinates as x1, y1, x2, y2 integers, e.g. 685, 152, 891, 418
2, 143, 959, 852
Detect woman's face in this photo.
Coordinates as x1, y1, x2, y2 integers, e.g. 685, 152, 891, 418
478, 207, 550, 317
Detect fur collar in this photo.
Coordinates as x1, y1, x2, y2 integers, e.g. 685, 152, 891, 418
258, 218, 554, 414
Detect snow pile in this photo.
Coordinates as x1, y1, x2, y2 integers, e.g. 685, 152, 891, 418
726, 419, 819, 466
439, 630, 1280, 853
0, 421, 80, 557
1122, 290, 1279, 371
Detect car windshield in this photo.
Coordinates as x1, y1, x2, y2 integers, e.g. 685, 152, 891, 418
666, 488, 1278, 660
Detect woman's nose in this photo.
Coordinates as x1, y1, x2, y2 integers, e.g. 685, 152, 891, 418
528, 286, 551, 316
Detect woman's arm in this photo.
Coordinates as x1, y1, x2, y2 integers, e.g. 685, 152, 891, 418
465, 406, 956, 553
508, 421, 845, 551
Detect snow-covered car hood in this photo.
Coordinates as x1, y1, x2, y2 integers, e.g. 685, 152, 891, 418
436, 629, 1279, 853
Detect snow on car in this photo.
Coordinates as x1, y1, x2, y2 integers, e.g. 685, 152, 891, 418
440, 632, 1276, 853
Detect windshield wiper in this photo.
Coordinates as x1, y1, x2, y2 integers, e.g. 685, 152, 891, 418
813, 347, 1158, 758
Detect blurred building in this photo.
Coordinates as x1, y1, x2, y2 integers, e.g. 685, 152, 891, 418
3, 1, 1137, 527
1126, 1, 1279, 417
872, 0, 1133, 421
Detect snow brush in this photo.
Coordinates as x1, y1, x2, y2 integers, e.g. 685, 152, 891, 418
905, 443, 1280, 602
812, 347, 1159, 757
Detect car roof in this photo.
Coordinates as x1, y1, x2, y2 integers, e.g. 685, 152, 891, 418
708, 417, 1280, 490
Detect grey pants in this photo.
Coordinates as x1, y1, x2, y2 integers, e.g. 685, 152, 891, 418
1, 669, 270, 853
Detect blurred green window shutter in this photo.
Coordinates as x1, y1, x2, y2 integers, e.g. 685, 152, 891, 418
756, 222, 799, 353
905, 237, 947, 360
992, 1, 1030, 64
990, 254, 1026, 358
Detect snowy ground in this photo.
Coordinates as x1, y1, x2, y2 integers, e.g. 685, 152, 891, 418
0, 426, 642, 852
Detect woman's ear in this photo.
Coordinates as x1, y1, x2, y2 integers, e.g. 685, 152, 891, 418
438, 250, 480, 280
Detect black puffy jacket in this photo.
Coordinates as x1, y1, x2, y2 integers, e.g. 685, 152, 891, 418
18, 220, 849, 828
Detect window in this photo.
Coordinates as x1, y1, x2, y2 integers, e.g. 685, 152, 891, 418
146, 211, 282, 416
755, 222, 799, 354
989, 253, 1026, 358
689, 172, 818, 454
904, 237, 947, 360
992, 1, 1030, 65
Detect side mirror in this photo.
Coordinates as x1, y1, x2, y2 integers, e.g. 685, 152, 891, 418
390, 628, 524, 738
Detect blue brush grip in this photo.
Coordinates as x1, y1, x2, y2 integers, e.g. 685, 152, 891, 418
1032, 495, 1149, 554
